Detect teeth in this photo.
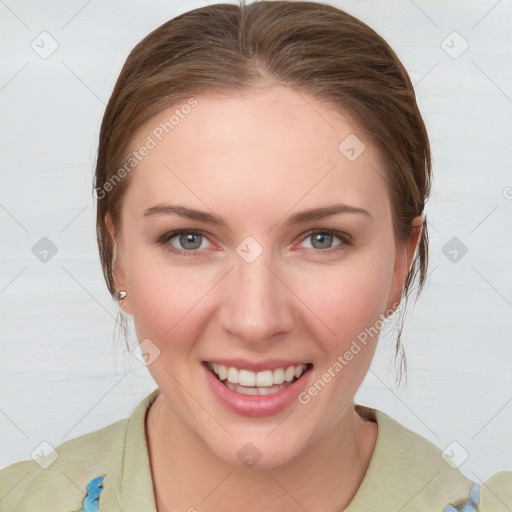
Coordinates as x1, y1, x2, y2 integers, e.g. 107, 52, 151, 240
227, 367, 239, 384
210, 363, 309, 388
238, 369, 256, 387
217, 365, 227, 381
284, 366, 295, 382
273, 368, 285, 385
256, 370, 273, 387
225, 381, 292, 396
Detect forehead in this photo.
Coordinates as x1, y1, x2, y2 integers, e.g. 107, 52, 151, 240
123, 85, 389, 219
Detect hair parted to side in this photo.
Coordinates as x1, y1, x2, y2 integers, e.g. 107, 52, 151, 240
94, 0, 431, 386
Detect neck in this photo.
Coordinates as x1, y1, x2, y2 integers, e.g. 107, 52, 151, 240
146, 393, 377, 512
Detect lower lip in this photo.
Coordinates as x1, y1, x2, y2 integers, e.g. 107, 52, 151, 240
203, 364, 312, 418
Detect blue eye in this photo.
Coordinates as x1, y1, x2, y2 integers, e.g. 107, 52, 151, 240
302, 231, 339, 250
175, 232, 204, 250
157, 229, 351, 257
160, 230, 211, 256
299, 230, 350, 253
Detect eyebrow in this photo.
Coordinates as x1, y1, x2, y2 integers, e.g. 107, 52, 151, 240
143, 203, 371, 226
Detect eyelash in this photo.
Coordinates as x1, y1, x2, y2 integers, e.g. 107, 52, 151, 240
156, 229, 352, 257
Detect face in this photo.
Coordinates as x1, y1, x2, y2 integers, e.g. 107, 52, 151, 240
108, 84, 419, 468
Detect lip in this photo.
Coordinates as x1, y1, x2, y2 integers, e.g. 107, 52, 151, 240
204, 358, 311, 372
202, 361, 313, 418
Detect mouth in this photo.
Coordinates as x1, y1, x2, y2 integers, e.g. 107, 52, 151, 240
204, 361, 313, 396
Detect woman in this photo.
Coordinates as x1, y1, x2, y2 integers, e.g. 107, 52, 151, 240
1, 2, 510, 511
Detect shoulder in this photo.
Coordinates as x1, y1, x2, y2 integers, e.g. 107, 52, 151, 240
440, 471, 512, 511
0, 417, 129, 512
354, 405, 512, 511
478, 471, 512, 512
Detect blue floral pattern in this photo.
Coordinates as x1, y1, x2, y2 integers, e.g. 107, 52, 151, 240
74, 475, 104, 512
443, 483, 480, 511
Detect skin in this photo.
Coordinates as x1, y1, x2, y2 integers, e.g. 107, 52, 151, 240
106, 83, 422, 511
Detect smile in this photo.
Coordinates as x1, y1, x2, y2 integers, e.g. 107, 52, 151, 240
205, 362, 313, 396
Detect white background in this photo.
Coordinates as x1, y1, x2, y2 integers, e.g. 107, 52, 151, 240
0, 0, 511, 485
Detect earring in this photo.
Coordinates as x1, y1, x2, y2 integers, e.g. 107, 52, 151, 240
117, 290, 127, 301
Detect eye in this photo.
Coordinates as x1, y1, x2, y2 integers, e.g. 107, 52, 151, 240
158, 230, 212, 256
298, 230, 350, 253
156, 228, 351, 257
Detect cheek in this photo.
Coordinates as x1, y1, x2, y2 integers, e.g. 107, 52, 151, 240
294, 252, 395, 343
124, 250, 218, 351
293, 256, 395, 418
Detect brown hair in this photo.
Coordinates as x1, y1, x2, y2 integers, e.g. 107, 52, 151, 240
94, 0, 431, 385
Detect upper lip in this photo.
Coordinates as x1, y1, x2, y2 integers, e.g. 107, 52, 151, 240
203, 359, 312, 372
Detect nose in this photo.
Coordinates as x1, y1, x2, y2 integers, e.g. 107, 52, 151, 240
219, 250, 296, 346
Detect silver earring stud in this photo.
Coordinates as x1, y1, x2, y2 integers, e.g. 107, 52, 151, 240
117, 290, 127, 301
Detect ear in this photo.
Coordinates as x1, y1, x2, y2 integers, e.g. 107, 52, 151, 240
386, 215, 424, 314
105, 213, 133, 315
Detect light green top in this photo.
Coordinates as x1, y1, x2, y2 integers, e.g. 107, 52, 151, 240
0, 388, 510, 511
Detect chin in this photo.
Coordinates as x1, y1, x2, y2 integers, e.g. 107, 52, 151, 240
206, 435, 306, 470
